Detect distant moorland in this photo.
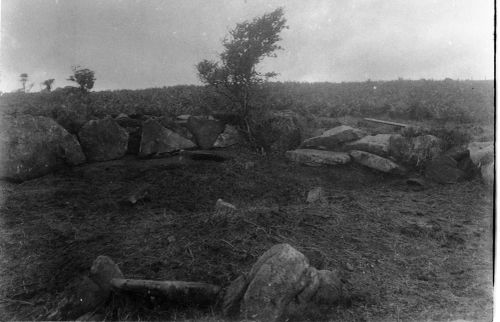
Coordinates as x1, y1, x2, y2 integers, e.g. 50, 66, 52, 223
1, 79, 494, 124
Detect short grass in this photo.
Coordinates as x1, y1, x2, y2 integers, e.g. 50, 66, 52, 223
0, 146, 493, 321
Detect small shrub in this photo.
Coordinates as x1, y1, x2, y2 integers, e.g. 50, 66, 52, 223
428, 127, 472, 150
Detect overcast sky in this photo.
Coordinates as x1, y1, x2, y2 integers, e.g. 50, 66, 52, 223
0, 0, 494, 92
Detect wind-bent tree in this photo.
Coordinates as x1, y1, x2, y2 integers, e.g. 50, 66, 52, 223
196, 8, 287, 139
19, 73, 28, 92
68, 66, 96, 93
41, 78, 55, 92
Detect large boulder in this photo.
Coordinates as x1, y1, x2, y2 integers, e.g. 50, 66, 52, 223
186, 116, 225, 149
0, 114, 86, 181
350, 150, 406, 174
389, 134, 444, 167
425, 155, 465, 184
223, 244, 343, 321
214, 125, 241, 148
344, 134, 395, 157
139, 119, 196, 157
468, 141, 494, 166
481, 162, 494, 186
301, 125, 365, 150
240, 244, 317, 321
286, 149, 351, 166
78, 117, 129, 162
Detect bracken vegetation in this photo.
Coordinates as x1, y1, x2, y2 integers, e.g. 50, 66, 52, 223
0, 79, 493, 125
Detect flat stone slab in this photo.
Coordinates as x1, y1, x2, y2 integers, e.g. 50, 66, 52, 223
300, 125, 365, 150
350, 150, 406, 174
286, 149, 351, 166
344, 134, 395, 157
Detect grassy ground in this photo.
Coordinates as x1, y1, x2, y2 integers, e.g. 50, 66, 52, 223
0, 146, 493, 321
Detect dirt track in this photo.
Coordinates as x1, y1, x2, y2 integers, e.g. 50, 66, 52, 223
0, 149, 493, 321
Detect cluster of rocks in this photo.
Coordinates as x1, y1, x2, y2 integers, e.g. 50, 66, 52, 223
286, 124, 494, 185
0, 113, 241, 182
54, 244, 342, 321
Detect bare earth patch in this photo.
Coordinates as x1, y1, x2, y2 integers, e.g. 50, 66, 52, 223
0, 148, 493, 321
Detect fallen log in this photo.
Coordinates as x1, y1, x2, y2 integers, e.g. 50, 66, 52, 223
363, 118, 408, 128
110, 278, 221, 305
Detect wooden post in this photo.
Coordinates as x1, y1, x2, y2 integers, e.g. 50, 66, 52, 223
363, 118, 408, 128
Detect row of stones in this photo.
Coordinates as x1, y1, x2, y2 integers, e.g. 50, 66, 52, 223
285, 125, 494, 184
0, 113, 240, 181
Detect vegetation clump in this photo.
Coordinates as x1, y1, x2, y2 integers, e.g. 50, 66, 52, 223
197, 8, 288, 149
67, 66, 96, 93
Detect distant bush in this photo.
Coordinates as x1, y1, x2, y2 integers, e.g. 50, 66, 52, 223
67, 66, 96, 93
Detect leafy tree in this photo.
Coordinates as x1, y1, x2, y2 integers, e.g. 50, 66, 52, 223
41, 78, 55, 92
196, 8, 287, 139
67, 66, 96, 93
19, 73, 28, 92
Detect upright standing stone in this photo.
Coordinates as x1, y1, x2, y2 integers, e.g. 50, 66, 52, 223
186, 116, 225, 149
139, 118, 196, 157
78, 117, 129, 162
241, 244, 315, 321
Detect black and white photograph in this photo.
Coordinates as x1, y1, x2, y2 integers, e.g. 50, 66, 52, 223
0, 0, 494, 321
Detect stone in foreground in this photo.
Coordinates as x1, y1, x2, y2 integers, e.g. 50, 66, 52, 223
301, 125, 365, 150
345, 134, 396, 157
350, 150, 406, 174
241, 244, 315, 321
286, 149, 351, 166
0, 114, 86, 181
229, 243, 343, 322
214, 199, 237, 219
306, 187, 327, 204
78, 117, 129, 162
